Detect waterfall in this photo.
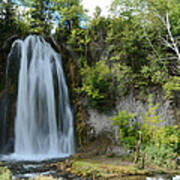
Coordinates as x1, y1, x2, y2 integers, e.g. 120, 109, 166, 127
5, 35, 75, 160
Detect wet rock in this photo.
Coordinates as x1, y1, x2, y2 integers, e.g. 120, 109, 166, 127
0, 90, 8, 152
0, 157, 81, 180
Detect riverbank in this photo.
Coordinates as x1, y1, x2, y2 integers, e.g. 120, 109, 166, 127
0, 153, 180, 180
65, 154, 180, 179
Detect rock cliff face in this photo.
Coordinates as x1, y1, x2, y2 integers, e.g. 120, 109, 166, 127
0, 90, 8, 151
0, 36, 21, 153
0, 90, 15, 153
86, 89, 176, 143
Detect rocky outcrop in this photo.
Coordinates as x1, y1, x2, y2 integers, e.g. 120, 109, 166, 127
0, 90, 8, 151
0, 90, 15, 153
86, 89, 176, 144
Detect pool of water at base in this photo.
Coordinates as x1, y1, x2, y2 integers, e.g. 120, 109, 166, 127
11, 170, 180, 180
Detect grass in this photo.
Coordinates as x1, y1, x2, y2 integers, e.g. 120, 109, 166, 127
70, 158, 151, 179
67, 155, 180, 179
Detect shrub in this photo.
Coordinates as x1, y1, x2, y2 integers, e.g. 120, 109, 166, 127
153, 126, 180, 153
111, 94, 180, 167
80, 61, 116, 111
140, 94, 162, 144
110, 110, 138, 149
163, 76, 180, 99
144, 144, 176, 168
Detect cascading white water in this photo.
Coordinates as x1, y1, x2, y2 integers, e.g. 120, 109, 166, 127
6, 35, 75, 160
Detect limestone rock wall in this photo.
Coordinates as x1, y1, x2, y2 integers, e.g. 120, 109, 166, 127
86, 90, 176, 141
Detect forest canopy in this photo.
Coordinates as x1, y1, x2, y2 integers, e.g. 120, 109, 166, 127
1, 0, 180, 110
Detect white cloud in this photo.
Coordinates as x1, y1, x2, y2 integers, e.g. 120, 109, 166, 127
82, 0, 112, 17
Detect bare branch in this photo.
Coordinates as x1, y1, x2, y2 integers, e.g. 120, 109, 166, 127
161, 57, 177, 61
141, 24, 161, 59
166, 13, 180, 61
160, 13, 180, 62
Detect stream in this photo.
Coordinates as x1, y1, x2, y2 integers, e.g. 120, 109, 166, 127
0, 156, 180, 180
0, 157, 80, 179
124, 175, 180, 180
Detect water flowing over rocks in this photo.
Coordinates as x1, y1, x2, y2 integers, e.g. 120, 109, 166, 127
0, 157, 80, 179
2, 35, 75, 159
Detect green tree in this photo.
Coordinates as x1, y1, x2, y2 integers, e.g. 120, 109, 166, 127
21, 0, 55, 35
55, 0, 85, 43
0, 0, 17, 34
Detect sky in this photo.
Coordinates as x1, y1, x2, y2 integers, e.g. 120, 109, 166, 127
82, 0, 113, 17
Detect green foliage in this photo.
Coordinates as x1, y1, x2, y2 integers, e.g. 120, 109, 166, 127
111, 94, 180, 167
163, 76, 180, 99
111, 95, 163, 148
108, 0, 180, 96
66, 4, 171, 109
55, 0, 85, 42
67, 28, 89, 57
1, 0, 180, 99
57, 0, 84, 30
141, 98, 180, 156
113, 63, 134, 96
0, 0, 17, 33
144, 144, 176, 168
79, 61, 116, 111
140, 59, 168, 86
55, 0, 180, 109
21, 0, 54, 35
1, 0, 180, 112
19, 0, 84, 36
110, 111, 138, 149
140, 94, 162, 144
153, 126, 180, 152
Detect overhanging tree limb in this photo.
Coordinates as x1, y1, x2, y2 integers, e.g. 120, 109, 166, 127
161, 13, 180, 62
